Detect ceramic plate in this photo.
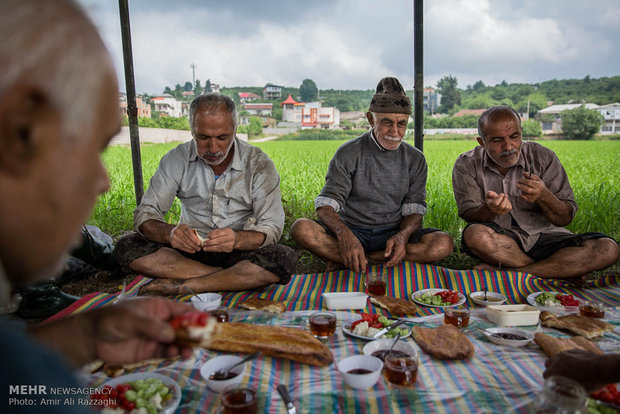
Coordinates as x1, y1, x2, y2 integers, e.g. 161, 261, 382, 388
411, 288, 466, 308
527, 292, 581, 308
102, 372, 181, 414
482, 327, 534, 347
342, 323, 411, 341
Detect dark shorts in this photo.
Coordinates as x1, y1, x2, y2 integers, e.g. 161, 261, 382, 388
113, 232, 297, 285
314, 220, 440, 252
461, 222, 614, 262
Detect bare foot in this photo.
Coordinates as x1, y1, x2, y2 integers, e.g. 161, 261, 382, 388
138, 278, 183, 296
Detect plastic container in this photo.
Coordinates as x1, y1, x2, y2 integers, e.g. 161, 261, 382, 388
486, 304, 540, 326
322, 292, 368, 310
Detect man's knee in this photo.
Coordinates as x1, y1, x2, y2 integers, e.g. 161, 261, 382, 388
290, 218, 312, 243
589, 238, 620, 266
420, 231, 454, 261
462, 224, 496, 251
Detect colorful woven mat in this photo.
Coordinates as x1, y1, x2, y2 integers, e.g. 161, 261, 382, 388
48, 262, 620, 321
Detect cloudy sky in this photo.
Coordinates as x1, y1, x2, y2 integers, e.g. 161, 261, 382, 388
77, 0, 620, 95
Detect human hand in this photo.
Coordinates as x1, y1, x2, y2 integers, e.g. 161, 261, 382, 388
337, 229, 367, 274
202, 228, 236, 252
383, 232, 407, 267
543, 349, 609, 393
517, 172, 549, 203
92, 297, 195, 365
169, 224, 203, 253
485, 191, 512, 215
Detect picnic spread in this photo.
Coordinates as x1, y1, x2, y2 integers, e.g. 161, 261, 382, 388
50, 262, 620, 413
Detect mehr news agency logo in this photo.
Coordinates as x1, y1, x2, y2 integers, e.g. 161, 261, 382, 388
8, 384, 114, 408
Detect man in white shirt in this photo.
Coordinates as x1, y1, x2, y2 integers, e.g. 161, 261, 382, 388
116, 94, 296, 295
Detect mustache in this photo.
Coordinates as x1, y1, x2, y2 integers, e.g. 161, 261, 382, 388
383, 135, 402, 142
203, 151, 224, 158
500, 149, 517, 157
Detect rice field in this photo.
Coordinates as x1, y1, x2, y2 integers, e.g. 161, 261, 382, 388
91, 139, 620, 264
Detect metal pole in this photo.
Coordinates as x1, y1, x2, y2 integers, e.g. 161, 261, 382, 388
413, 0, 424, 152
119, 0, 144, 205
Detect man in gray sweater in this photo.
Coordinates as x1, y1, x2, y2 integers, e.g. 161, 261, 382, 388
291, 77, 453, 273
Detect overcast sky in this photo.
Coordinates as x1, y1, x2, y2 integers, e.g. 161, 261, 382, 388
77, 0, 620, 95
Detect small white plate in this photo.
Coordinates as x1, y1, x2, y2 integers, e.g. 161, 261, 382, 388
527, 292, 581, 308
102, 372, 181, 414
342, 323, 411, 341
469, 291, 507, 306
411, 288, 466, 308
482, 327, 534, 347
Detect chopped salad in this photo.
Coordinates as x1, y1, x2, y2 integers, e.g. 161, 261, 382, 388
350, 313, 408, 338
92, 377, 174, 414
416, 290, 461, 306
535, 292, 579, 307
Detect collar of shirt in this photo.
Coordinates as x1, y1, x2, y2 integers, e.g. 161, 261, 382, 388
189, 137, 244, 173
369, 130, 387, 152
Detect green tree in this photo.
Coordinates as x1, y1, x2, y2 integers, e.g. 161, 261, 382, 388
184, 81, 193, 91
561, 106, 603, 139
247, 116, 263, 136
194, 79, 203, 96
272, 107, 282, 121
522, 119, 542, 138
299, 79, 318, 102
205, 79, 212, 93
436, 75, 461, 112
138, 116, 159, 128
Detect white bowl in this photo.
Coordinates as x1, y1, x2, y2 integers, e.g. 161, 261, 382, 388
337, 355, 383, 390
200, 355, 246, 392
483, 327, 534, 347
322, 292, 368, 310
191, 293, 222, 312
469, 291, 507, 307
363, 338, 417, 361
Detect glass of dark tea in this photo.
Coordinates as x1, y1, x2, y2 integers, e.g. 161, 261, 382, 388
309, 311, 337, 338
364, 272, 387, 296
221, 385, 258, 414
444, 307, 470, 328
579, 301, 605, 318
384, 354, 418, 386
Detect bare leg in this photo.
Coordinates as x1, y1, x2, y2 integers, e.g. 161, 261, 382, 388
138, 259, 280, 295
511, 238, 619, 279
291, 218, 344, 264
404, 231, 454, 263
463, 224, 534, 268
129, 247, 222, 280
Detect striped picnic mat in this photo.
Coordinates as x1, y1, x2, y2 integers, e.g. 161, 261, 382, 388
71, 262, 620, 413
48, 262, 620, 321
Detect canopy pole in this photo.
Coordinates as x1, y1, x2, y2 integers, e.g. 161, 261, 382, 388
119, 0, 144, 205
413, 0, 424, 152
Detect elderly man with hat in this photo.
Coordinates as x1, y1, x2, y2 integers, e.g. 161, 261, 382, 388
291, 77, 453, 273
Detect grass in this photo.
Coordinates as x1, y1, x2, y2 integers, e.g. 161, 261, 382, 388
91, 139, 619, 273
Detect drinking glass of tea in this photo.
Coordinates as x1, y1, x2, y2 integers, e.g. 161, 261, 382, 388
579, 301, 605, 318
221, 385, 258, 414
364, 272, 387, 296
384, 354, 419, 387
444, 307, 470, 328
309, 311, 337, 339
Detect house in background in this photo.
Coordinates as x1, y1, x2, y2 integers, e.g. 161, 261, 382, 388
119, 93, 151, 118
538, 103, 600, 134
210, 83, 220, 94
263, 83, 282, 100
240, 102, 274, 126
182, 90, 195, 99
151, 94, 182, 117
453, 108, 485, 118
423, 88, 441, 114
280, 94, 340, 129
238, 92, 261, 103
596, 103, 620, 134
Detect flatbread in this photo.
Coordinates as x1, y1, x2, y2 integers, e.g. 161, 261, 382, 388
83, 356, 182, 378
193, 228, 207, 246
540, 311, 613, 339
239, 297, 286, 313
411, 324, 474, 360
534, 332, 604, 357
370, 295, 418, 316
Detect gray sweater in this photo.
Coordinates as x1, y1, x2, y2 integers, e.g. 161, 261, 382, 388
316, 132, 427, 228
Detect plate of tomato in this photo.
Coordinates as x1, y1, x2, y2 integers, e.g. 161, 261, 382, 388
411, 288, 466, 308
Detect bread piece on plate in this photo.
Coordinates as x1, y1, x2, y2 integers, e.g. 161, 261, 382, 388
370, 295, 418, 316
239, 297, 286, 313
534, 332, 604, 357
411, 324, 474, 360
540, 311, 613, 339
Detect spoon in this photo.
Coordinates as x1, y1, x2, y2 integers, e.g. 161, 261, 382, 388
211, 351, 261, 380
385, 332, 402, 359
185, 286, 204, 302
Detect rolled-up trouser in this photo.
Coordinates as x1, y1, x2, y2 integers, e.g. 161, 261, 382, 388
113, 232, 297, 285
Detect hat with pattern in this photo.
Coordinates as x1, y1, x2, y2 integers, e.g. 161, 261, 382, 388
368, 77, 411, 114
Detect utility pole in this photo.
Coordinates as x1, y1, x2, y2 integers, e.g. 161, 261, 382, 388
190, 63, 197, 85
413, 0, 424, 152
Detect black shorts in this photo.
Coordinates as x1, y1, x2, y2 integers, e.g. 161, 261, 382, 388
113, 232, 297, 285
314, 220, 440, 252
461, 222, 614, 262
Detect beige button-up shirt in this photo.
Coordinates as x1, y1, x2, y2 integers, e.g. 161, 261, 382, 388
134, 137, 284, 246
452, 142, 577, 251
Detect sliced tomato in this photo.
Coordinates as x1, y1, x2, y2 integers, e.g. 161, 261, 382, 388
170, 311, 209, 329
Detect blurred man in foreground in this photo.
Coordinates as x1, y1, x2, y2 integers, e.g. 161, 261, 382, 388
0, 1, 193, 409
452, 105, 619, 278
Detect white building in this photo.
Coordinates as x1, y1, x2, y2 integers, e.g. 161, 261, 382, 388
280, 94, 340, 129
151, 94, 182, 117
596, 103, 620, 134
